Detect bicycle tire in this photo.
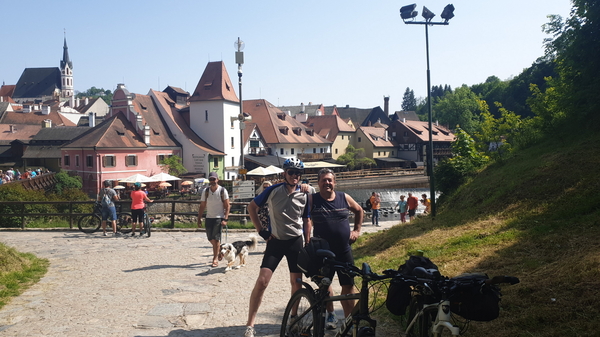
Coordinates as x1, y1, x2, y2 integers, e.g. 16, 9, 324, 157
280, 288, 319, 337
78, 214, 101, 234
116, 213, 132, 233
144, 215, 151, 237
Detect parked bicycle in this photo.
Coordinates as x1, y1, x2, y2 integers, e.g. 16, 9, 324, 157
78, 202, 132, 234
386, 266, 520, 337
281, 250, 392, 337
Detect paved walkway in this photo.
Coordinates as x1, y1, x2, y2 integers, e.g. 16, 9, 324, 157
0, 218, 401, 337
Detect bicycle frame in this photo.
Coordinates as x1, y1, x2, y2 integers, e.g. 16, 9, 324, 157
405, 299, 460, 336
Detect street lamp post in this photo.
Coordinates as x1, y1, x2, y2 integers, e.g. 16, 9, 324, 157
235, 37, 245, 179
400, 3, 455, 218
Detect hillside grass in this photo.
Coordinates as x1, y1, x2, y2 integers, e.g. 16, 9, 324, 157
354, 131, 600, 336
0, 243, 49, 309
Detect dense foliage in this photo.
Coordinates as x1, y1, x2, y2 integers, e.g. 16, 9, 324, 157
159, 155, 187, 176
75, 86, 113, 105
336, 145, 376, 170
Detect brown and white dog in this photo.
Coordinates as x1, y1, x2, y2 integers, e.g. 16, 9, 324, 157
218, 236, 258, 271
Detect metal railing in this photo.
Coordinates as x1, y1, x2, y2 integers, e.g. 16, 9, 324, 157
0, 200, 251, 230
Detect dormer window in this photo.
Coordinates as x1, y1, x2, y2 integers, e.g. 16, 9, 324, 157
204, 82, 212, 90
277, 113, 286, 121
279, 126, 289, 135
306, 129, 314, 136
293, 127, 302, 136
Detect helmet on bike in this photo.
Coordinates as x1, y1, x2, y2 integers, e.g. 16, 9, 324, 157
282, 158, 304, 171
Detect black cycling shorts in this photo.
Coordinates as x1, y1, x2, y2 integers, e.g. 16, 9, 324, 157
131, 209, 144, 223
332, 249, 355, 286
260, 235, 303, 273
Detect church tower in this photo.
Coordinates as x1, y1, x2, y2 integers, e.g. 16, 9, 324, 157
60, 36, 74, 98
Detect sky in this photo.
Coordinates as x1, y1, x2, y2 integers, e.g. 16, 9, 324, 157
1, 0, 572, 113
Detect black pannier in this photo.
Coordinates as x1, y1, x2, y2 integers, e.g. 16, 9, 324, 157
449, 273, 502, 321
386, 277, 411, 315
297, 237, 332, 278
398, 255, 439, 276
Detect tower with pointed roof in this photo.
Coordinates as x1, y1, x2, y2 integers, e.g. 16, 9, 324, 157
189, 61, 241, 180
60, 36, 74, 98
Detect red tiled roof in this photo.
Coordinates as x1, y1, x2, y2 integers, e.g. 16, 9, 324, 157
0, 107, 75, 127
243, 99, 331, 145
189, 61, 239, 103
63, 112, 147, 149
0, 124, 42, 142
151, 90, 224, 155
304, 115, 354, 142
358, 126, 397, 148
402, 120, 454, 142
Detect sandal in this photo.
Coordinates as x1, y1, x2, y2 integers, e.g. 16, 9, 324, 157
211, 262, 219, 267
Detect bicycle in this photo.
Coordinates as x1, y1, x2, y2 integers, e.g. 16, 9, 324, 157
133, 208, 154, 238
78, 202, 132, 234
281, 250, 392, 337
390, 266, 520, 337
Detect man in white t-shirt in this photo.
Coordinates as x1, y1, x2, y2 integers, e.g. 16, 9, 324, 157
197, 172, 230, 267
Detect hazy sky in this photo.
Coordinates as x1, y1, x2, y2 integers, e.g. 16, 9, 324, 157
1, 0, 572, 113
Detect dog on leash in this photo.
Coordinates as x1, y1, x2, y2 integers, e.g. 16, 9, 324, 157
218, 236, 258, 271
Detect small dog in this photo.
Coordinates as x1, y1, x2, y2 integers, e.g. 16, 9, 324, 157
219, 236, 258, 271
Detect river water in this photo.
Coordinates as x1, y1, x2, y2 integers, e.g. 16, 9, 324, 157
335, 187, 441, 214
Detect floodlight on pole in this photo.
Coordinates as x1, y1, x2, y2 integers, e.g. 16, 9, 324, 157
399, 4, 455, 218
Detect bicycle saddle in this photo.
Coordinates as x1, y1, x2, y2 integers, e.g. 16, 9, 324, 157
413, 266, 441, 279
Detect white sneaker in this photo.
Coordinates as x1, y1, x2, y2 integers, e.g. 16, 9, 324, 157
244, 326, 255, 337
326, 312, 338, 330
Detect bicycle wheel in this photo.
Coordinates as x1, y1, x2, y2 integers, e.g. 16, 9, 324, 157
144, 215, 152, 237
116, 213, 132, 233
78, 214, 101, 234
280, 288, 318, 337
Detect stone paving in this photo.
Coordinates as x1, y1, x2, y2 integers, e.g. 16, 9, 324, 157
0, 218, 401, 337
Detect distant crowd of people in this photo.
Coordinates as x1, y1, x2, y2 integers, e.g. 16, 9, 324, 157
0, 167, 50, 184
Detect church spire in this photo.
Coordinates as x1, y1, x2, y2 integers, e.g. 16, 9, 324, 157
61, 34, 73, 70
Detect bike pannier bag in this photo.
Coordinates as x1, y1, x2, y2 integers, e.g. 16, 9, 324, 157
449, 273, 501, 321
386, 277, 411, 315
297, 237, 331, 278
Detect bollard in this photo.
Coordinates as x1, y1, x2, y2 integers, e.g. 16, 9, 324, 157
241, 205, 247, 225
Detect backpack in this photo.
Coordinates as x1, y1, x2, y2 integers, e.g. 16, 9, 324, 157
297, 237, 332, 278
204, 186, 225, 202
365, 198, 372, 211
101, 189, 112, 208
398, 255, 439, 276
449, 273, 502, 321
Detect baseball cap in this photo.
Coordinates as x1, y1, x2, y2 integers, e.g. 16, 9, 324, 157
208, 172, 218, 179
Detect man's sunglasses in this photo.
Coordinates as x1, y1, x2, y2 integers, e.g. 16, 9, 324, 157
286, 170, 303, 176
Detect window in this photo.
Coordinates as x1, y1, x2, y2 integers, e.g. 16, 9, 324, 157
335, 149, 338, 154
157, 154, 168, 164
205, 110, 208, 122
250, 140, 259, 148
64, 155, 70, 166
231, 119, 234, 128
358, 137, 362, 142
280, 148, 284, 155
104, 155, 116, 167
291, 148, 295, 155
126, 155, 138, 167
213, 157, 219, 167
378, 151, 381, 156
404, 131, 408, 136
392, 132, 396, 137
232, 157, 235, 166
75, 155, 80, 167
231, 137, 235, 148
392, 151, 395, 156
341, 135, 344, 140
313, 148, 316, 153
86, 155, 93, 167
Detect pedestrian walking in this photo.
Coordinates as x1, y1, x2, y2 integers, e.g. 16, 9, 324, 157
397, 195, 408, 223
369, 192, 381, 226
407, 192, 419, 221
197, 172, 231, 268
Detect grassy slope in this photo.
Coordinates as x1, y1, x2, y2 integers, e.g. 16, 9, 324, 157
354, 131, 600, 336
0, 243, 49, 309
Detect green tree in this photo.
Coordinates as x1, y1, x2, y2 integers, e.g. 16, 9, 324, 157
434, 127, 489, 194
336, 145, 376, 170
401, 87, 417, 111
160, 155, 187, 176
433, 85, 482, 134
76, 87, 113, 105
542, 1, 600, 129
52, 171, 82, 195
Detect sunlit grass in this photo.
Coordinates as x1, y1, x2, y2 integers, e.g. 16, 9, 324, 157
0, 243, 49, 309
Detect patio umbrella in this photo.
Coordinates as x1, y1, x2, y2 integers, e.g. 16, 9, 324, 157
119, 174, 158, 183
265, 165, 284, 174
181, 180, 193, 186
159, 182, 172, 187
246, 167, 275, 176
113, 185, 125, 190
150, 172, 181, 181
